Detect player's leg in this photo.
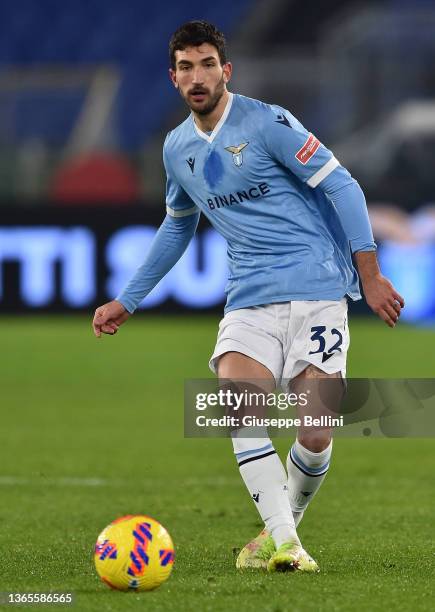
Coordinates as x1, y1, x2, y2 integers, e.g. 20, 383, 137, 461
219, 352, 317, 571
218, 351, 300, 553
235, 367, 338, 572
210, 306, 318, 571
284, 299, 349, 526
287, 365, 342, 526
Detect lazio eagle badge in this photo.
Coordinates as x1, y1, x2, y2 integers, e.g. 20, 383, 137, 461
224, 142, 249, 167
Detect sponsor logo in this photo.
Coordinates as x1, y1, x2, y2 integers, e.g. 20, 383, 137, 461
224, 142, 249, 167
206, 182, 271, 211
295, 133, 320, 165
186, 157, 195, 173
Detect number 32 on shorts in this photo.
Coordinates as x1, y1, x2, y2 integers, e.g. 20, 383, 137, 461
309, 325, 344, 363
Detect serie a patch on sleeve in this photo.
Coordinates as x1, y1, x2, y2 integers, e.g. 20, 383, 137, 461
295, 133, 321, 165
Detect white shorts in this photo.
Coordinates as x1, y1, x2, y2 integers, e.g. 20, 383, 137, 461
209, 300, 349, 385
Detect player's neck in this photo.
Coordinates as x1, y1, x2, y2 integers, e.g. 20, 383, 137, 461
192, 89, 230, 133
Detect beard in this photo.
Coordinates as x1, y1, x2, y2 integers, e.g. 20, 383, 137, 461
182, 75, 226, 116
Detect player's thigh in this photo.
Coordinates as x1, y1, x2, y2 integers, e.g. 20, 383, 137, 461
218, 351, 275, 390
209, 306, 284, 386
212, 308, 279, 420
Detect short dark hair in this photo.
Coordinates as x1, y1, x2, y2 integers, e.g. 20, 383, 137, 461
169, 20, 227, 70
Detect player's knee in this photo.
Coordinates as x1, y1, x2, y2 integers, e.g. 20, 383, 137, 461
297, 432, 332, 453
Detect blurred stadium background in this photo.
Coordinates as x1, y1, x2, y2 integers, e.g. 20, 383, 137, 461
0, 0, 435, 321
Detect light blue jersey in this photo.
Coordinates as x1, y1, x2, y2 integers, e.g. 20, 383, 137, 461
163, 93, 374, 311
117, 93, 376, 314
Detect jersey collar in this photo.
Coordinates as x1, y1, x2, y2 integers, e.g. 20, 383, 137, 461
192, 92, 233, 144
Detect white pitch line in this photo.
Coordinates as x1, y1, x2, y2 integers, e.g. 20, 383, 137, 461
0, 475, 240, 488
0, 476, 107, 487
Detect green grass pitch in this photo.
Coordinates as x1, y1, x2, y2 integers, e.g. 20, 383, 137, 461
0, 315, 434, 611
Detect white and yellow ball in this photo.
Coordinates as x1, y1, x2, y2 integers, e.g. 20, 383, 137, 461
94, 514, 174, 591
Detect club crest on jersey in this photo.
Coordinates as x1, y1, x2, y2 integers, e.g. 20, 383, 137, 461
224, 142, 249, 167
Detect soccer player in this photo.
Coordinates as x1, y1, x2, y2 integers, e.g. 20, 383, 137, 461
92, 21, 404, 572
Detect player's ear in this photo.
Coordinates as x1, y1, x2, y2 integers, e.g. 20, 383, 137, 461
222, 62, 232, 84
169, 68, 178, 89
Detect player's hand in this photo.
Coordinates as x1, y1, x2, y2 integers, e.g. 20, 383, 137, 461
362, 274, 405, 327
92, 300, 130, 338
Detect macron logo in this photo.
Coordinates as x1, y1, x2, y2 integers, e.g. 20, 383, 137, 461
275, 114, 291, 128
187, 157, 195, 173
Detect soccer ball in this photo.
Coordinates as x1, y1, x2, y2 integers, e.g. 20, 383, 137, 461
94, 514, 175, 591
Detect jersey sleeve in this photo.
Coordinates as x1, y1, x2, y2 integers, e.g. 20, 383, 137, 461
115, 212, 199, 313
262, 106, 340, 188
163, 137, 199, 218
262, 106, 376, 253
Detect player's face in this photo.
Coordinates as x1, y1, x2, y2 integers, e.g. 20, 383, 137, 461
170, 43, 232, 116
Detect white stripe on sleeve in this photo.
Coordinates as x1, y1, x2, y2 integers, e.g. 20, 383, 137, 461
166, 204, 198, 217
307, 156, 340, 188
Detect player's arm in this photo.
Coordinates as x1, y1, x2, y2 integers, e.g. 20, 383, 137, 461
262, 107, 404, 327
92, 144, 200, 337
318, 169, 404, 327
